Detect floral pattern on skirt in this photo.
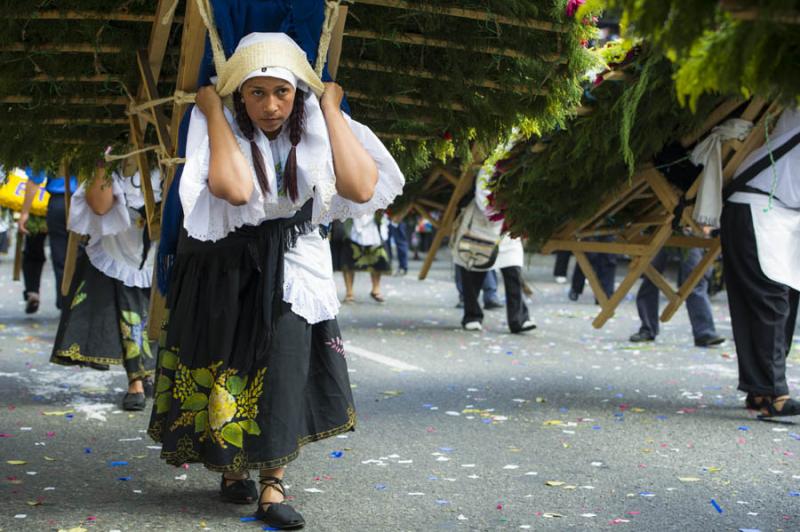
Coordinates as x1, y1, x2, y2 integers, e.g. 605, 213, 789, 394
51, 252, 155, 381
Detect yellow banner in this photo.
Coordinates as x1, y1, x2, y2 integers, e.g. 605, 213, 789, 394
0, 169, 50, 216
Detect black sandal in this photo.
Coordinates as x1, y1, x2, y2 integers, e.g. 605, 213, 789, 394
758, 396, 800, 419
745, 393, 762, 410
254, 476, 305, 530
220, 472, 258, 504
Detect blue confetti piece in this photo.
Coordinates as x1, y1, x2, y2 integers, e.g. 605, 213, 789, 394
109, 461, 128, 467
117, 476, 132, 481
789, 433, 800, 441
65, 414, 74, 419
329, 450, 343, 458
482, 418, 492, 424
789, 491, 800, 497
374, 484, 387, 491
640, 491, 656, 497
436, 499, 449, 505
592, 426, 602, 430
738, 426, 749, 431
439, 447, 454, 453
710, 499, 723, 513
240, 517, 258, 522
559, 407, 569, 413
656, 415, 668, 420
615, 393, 624, 398
84, 448, 92, 454
422, 403, 433, 409
739, 529, 761, 532
263, 527, 279, 531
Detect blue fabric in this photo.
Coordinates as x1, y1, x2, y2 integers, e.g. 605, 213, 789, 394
157, 0, 344, 295
25, 167, 78, 195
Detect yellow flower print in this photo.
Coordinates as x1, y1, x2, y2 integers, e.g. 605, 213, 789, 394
208, 383, 237, 430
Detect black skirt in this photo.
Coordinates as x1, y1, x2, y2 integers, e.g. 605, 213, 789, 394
50, 252, 155, 382
148, 221, 356, 472
340, 239, 391, 273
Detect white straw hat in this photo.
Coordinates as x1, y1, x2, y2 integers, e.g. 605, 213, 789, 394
216, 33, 325, 97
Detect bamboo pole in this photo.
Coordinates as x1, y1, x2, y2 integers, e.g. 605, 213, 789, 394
339, 60, 549, 95
344, 29, 563, 63
12, 231, 23, 281
355, 0, 565, 33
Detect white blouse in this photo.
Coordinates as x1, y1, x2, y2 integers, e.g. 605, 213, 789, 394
179, 96, 405, 323
349, 214, 387, 247
68, 170, 161, 289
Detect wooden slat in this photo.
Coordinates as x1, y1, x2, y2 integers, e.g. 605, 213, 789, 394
0, 43, 123, 53
327, 5, 349, 79
665, 235, 716, 249
356, 0, 565, 33
345, 29, 563, 62
339, 59, 549, 95
149, 0, 206, 341
418, 144, 483, 280
417, 198, 447, 211
12, 231, 23, 281
9, 10, 168, 22
592, 223, 674, 328
573, 251, 608, 307
42, 118, 128, 125
137, 49, 174, 156
348, 90, 466, 111
722, 101, 784, 181
129, 114, 160, 240
660, 240, 722, 322
440, 169, 460, 187
32, 74, 178, 83
1, 96, 128, 105
643, 265, 679, 305
412, 204, 440, 229
544, 239, 653, 256
680, 98, 744, 148
421, 167, 445, 191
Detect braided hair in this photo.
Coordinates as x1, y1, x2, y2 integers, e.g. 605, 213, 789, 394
232, 88, 306, 201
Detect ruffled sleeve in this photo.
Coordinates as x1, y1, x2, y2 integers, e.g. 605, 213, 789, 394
313, 116, 405, 224
179, 106, 273, 242
68, 178, 131, 239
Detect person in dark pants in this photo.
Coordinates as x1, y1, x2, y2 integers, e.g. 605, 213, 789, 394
454, 265, 502, 309
568, 249, 617, 302
722, 202, 800, 417
387, 216, 409, 275
18, 167, 76, 312
629, 247, 724, 347
553, 251, 571, 283
462, 266, 532, 332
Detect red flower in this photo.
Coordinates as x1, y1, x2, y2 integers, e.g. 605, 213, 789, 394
565, 0, 585, 18
442, 131, 453, 141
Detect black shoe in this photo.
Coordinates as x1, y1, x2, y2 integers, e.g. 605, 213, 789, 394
694, 335, 725, 348
220, 474, 258, 504
758, 397, 800, 419
483, 300, 503, 310
142, 377, 155, 399
255, 476, 305, 530
25, 293, 40, 314
629, 331, 655, 342
510, 320, 537, 334
455, 300, 464, 309
568, 290, 579, 302
122, 392, 146, 411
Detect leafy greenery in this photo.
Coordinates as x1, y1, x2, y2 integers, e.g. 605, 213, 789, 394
588, 0, 800, 108
490, 46, 721, 246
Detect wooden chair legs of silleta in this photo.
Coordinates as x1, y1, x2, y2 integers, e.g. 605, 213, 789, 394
541, 98, 781, 329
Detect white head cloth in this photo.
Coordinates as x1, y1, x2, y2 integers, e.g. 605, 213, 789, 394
217, 32, 324, 97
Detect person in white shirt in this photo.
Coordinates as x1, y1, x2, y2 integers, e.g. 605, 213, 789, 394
146, 33, 404, 529
51, 165, 160, 411
720, 109, 800, 418
340, 212, 390, 303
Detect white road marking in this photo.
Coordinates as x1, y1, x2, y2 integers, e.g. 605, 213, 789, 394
345, 344, 425, 372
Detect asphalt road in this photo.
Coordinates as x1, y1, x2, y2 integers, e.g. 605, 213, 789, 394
1, 249, 799, 531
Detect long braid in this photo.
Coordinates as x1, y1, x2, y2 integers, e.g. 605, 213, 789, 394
233, 91, 270, 195
283, 89, 306, 202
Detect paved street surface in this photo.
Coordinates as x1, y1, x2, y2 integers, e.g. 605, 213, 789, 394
1, 249, 799, 531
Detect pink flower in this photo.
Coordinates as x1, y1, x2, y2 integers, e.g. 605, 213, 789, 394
566, 0, 585, 18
